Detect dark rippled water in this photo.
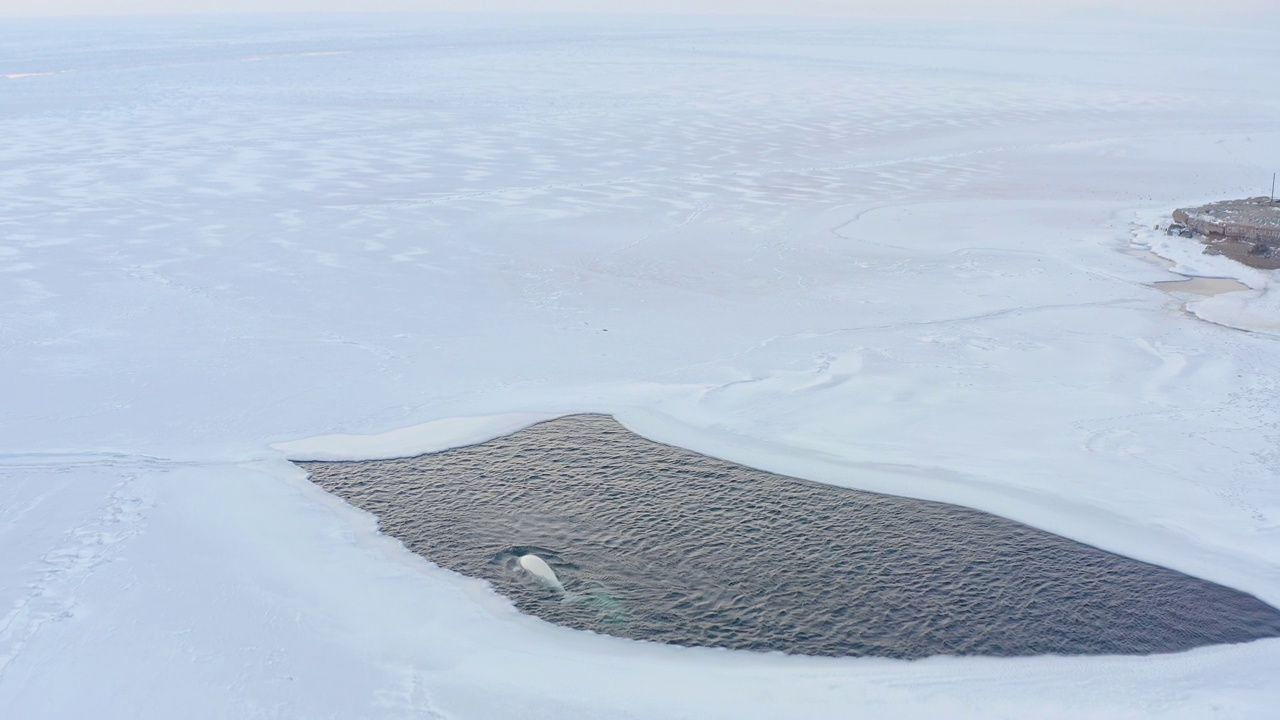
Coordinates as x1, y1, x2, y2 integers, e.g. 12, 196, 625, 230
300, 414, 1280, 658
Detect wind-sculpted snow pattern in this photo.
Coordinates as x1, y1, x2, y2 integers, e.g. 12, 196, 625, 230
7, 11, 1280, 718
302, 415, 1280, 659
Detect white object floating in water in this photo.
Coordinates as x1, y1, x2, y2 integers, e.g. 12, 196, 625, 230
518, 554, 565, 593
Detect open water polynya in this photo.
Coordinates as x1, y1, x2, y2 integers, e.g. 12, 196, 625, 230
300, 414, 1280, 659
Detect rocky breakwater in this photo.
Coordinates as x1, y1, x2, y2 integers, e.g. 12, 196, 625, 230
1170, 197, 1280, 269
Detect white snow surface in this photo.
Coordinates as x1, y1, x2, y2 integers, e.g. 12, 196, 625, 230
4, 12, 1280, 719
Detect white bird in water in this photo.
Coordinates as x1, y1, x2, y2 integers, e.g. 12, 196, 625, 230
518, 554, 565, 593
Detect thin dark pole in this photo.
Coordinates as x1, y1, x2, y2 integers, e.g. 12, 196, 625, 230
1272, 173, 1276, 203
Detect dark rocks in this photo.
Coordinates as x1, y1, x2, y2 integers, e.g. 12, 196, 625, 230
1170, 199, 1280, 270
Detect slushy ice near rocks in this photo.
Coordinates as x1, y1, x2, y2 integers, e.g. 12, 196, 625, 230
300, 415, 1280, 659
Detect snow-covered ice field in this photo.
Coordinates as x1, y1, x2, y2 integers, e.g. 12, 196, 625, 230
4, 11, 1280, 718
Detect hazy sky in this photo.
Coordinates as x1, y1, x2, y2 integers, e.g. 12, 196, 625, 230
3, 0, 1278, 20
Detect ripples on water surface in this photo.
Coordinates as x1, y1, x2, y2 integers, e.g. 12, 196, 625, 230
300, 414, 1280, 658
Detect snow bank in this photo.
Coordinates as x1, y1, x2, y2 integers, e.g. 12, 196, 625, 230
272, 412, 558, 461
